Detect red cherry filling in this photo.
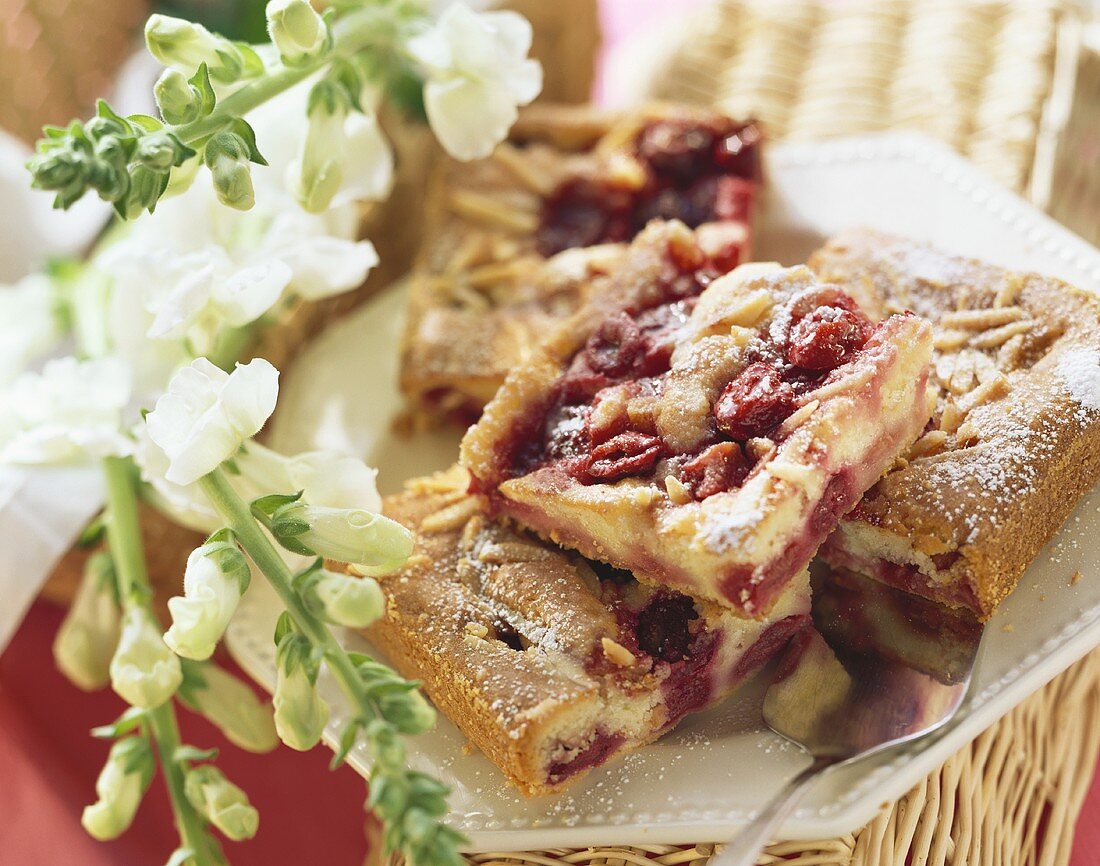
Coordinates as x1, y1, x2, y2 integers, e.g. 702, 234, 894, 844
578, 431, 664, 482
536, 118, 762, 256
788, 305, 871, 370
679, 442, 751, 500
714, 362, 798, 440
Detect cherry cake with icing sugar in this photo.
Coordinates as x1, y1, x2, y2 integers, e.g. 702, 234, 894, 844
461, 220, 935, 617
350, 467, 810, 796
399, 103, 763, 423
810, 229, 1100, 619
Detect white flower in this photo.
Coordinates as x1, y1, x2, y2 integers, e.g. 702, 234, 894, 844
273, 635, 329, 751
0, 274, 60, 384
53, 551, 120, 691
409, 4, 542, 160
0, 357, 132, 465
273, 503, 413, 571
110, 607, 183, 709
267, 0, 328, 67
179, 662, 278, 753
184, 766, 259, 841
81, 737, 154, 841
145, 358, 279, 486
306, 569, 385, 629
240, 442, 382, 511
164, 538, 250, 660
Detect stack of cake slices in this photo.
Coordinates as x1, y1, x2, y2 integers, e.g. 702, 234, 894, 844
348, 106, 1100, 796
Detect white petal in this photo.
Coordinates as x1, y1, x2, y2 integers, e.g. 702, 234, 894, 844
282, 238, 377, 300
220, 359, 280, 441
482, 10, 534, 61
211, 260, 293, 326
424, 75, 518, 161
335, 113, 395, 205
289, 452, 382, 511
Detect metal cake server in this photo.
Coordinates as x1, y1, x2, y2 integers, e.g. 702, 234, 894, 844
711, 568, 984, 866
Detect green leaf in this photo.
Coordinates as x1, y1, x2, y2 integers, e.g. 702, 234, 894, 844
250, 491, 302, 521
227, 118, 268, 166
77, 514, 106, 548
233, 42, 267, 78
273, 611, 295, 646
330, 718, 362, 769
188, 63, 217, 118
174, 744, 219, 764
91, 706, 147, 739
127, 114, 164, 133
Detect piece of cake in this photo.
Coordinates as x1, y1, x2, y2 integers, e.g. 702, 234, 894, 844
400, 103, 763, 423
461, 220, 935, 616
809, 229, 1100, 618
356, 467, 811, 796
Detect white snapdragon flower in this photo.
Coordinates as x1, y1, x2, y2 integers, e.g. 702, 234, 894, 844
306, 569, 385, 629
164, 537, 251, 660
273, 503, 413, 572
145, 14, 250, 83
273, 634, 329, 751
110, 607, 183, 709
53, 552, 120, 691
0, 356, 132, 465
179, 662, 278, 753
81, 737, 154, 840
183, 766, 259, 841
239, 442, 383, 511
145, 358, 279, 486
409, 4, 542, 160
0, 274, 60, 383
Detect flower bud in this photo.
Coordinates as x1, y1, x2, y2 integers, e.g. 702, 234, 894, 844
155, 69, 201, 125
179, 663, 278, 753
379, 688, 436, 736
267, 0, 328, 67
272, 503, 413, 570
204, 132, 255, 211
184, 765, 259, 841
119, 165, 167, 219
81, 737, 154, 840
136, 130, 190, 172
295, 87, 348, 213
273, 634, 329, 751
110, 606, 183, 709
145, 15, 243, 81
165, 539, 250, 660
365, 719, 406, 773
305, 569, 384, 629
53, 551, 120, 691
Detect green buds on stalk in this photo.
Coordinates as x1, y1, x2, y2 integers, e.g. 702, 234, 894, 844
81, 737, 155, 840
145, 14, 262, 84
155, 65, 217, 127
267, 0, 330, 67
204, 132, 257, 211
272, 629, 329, 751
299, 565, 385, 629
183, 765, 259, 841
27, 101, 194, 215
53, 551, 121, 691
255, 492, 413, 571
296, 79, 351, 213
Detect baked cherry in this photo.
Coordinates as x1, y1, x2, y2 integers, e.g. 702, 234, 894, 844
788, 305, 871, 370
636, 121, 718, 183
578, 431, 664, 483
635, 593, 699, 662
537, 179, 632, 256
679, 442, 751, 500
714, 362, 797, 440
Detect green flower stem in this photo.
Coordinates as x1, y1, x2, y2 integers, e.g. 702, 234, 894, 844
101, 456, 216, 866
166, 6, 402, 149
198, 467, 373, 722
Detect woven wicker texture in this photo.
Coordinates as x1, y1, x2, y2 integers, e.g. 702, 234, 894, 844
652, 0, 1075, 198
370, 648, 1100, 866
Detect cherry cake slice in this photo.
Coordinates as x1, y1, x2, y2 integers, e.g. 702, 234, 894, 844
462, 220, 935, 616
400, 103, 762, 423
351, 467, 810, 796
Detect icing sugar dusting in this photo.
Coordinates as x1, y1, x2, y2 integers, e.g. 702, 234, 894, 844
1056, 347, 1100, 412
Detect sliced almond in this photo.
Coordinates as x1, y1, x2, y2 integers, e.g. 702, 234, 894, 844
601, 637, 637, 667
940, 306, 1026, 331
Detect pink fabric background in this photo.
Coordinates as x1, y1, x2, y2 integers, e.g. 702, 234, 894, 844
0, 2, 1097, 864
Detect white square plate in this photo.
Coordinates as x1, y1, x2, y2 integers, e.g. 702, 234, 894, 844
226, 133, 1100, 851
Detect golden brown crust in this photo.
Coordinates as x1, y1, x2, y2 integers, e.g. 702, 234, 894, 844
810, 229, 1100, 617
360, 467, 810, 796
399, 104, 761, 422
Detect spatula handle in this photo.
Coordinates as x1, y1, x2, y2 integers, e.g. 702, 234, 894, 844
709, 756, 835, 866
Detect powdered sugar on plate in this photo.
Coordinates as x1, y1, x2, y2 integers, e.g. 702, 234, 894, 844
1056, 347, 1100, 413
